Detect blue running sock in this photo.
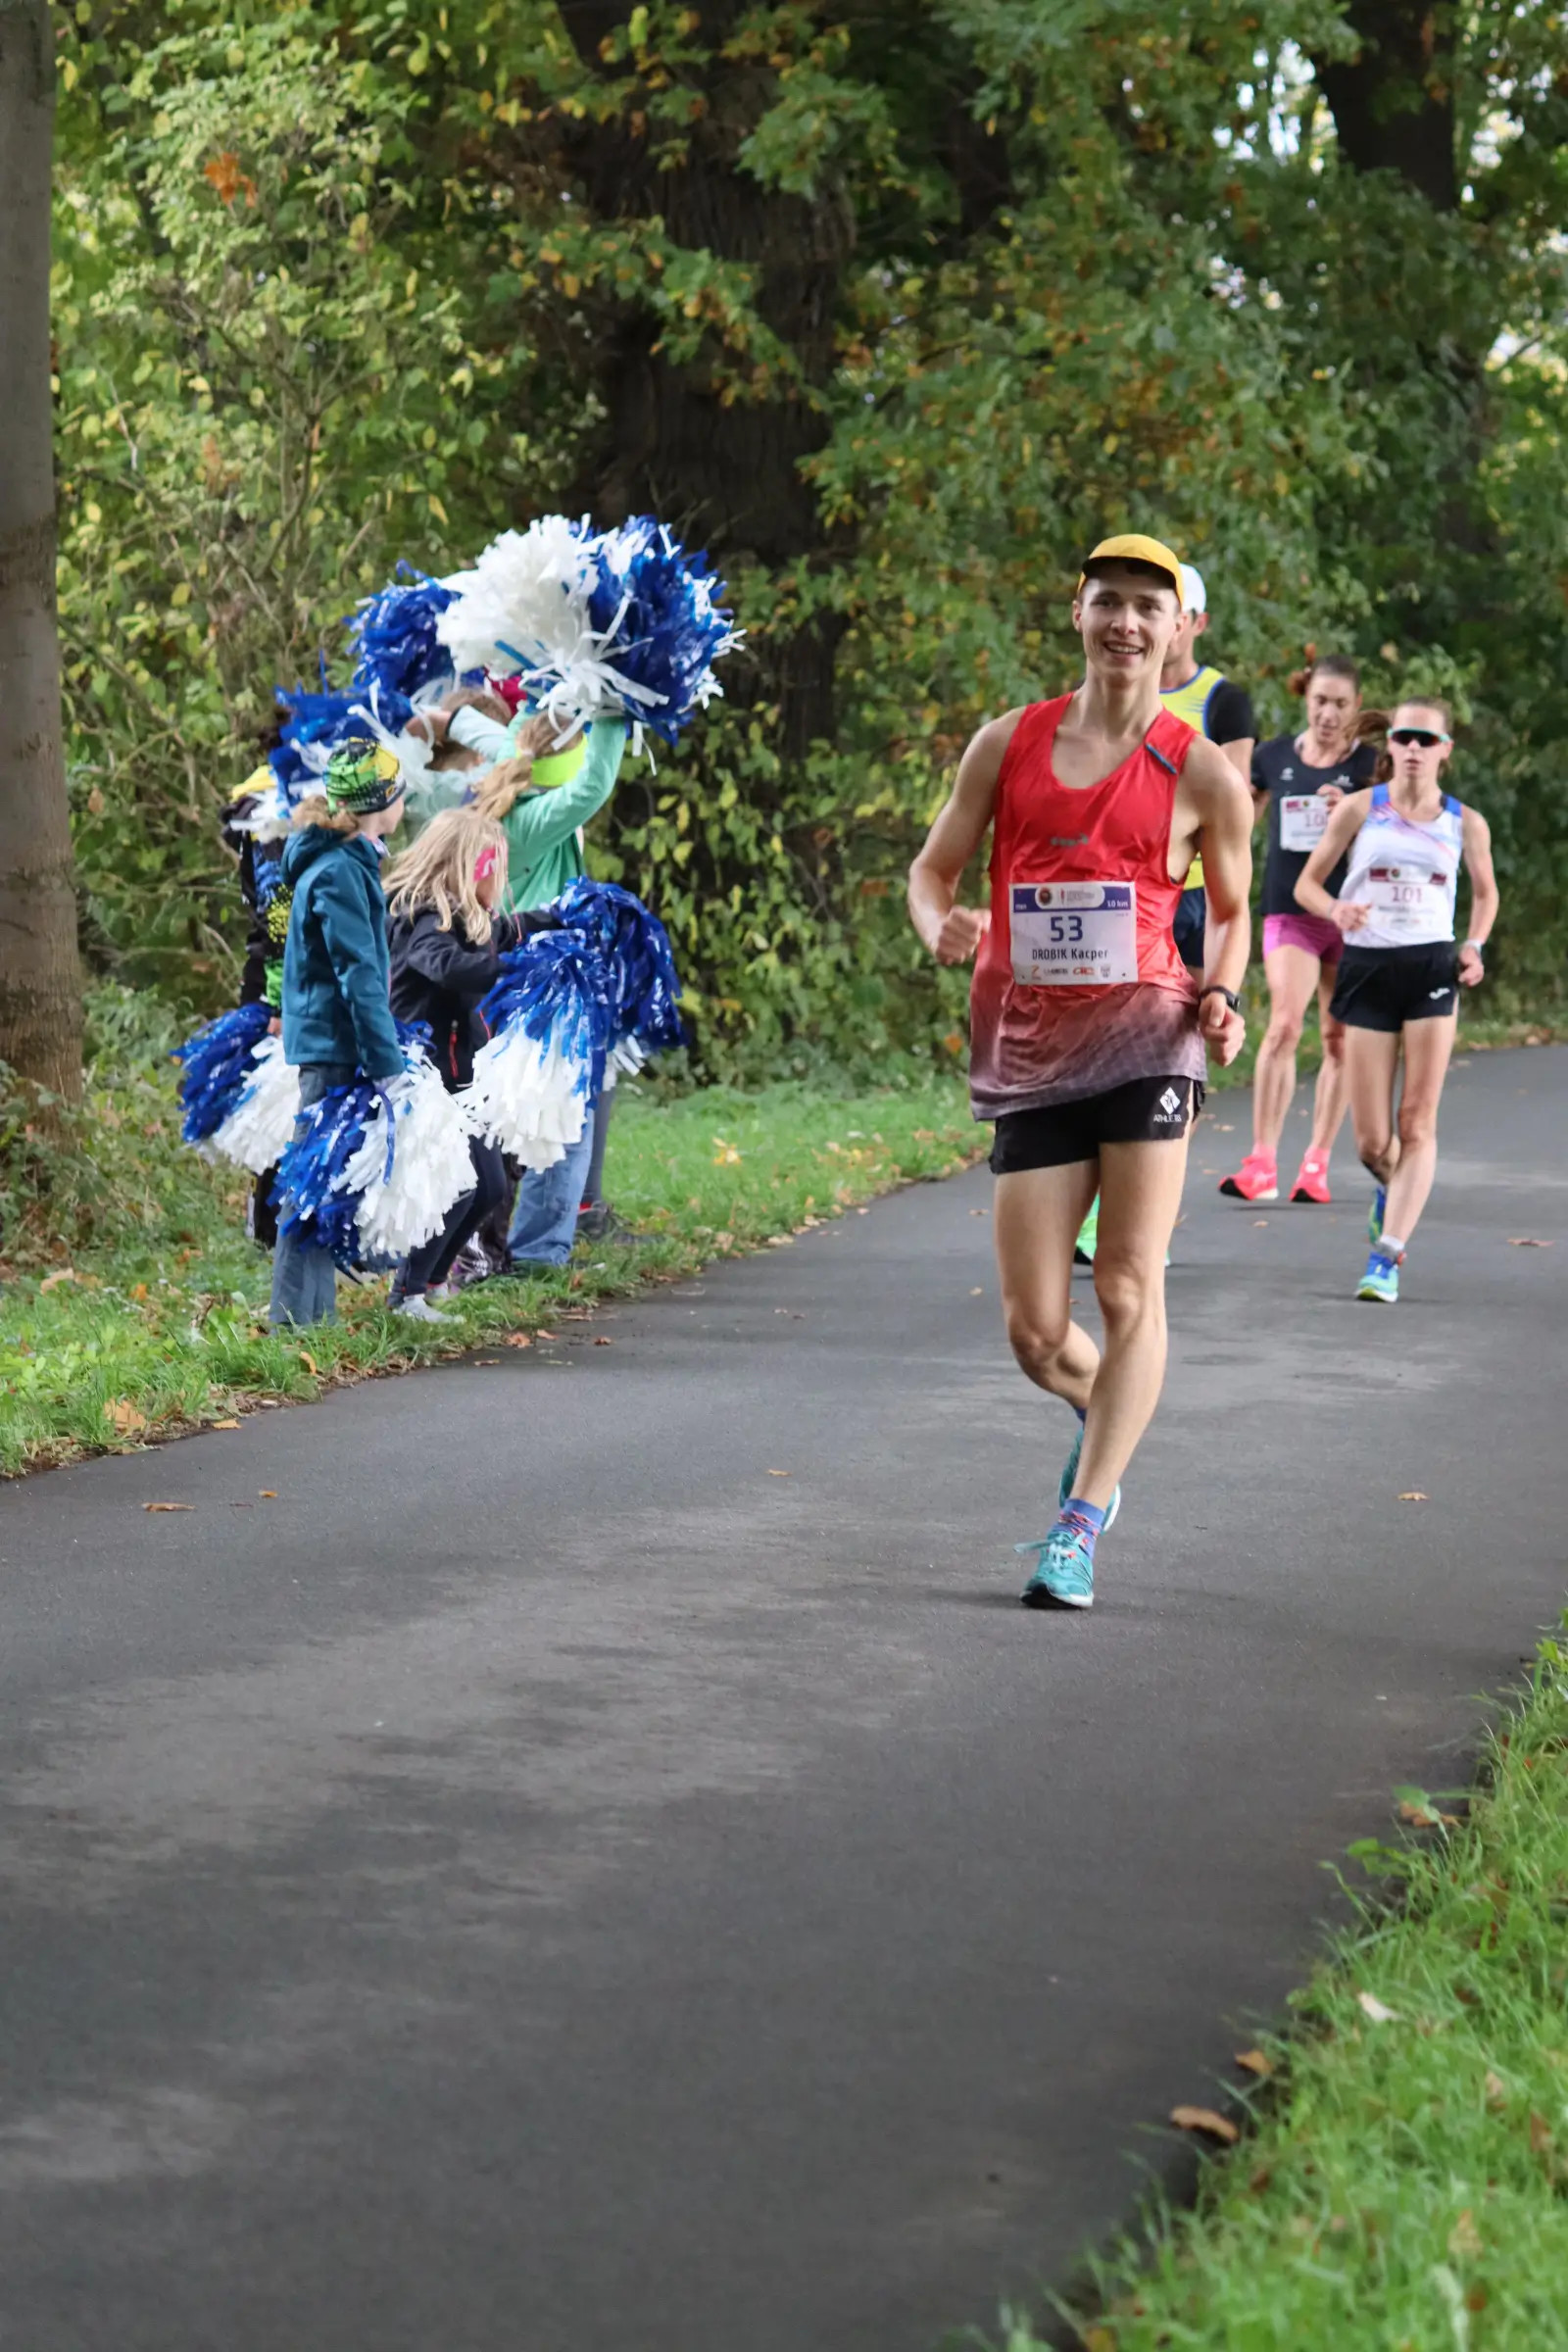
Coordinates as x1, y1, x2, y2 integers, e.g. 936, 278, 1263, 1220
1060, 1496, 1107, 1553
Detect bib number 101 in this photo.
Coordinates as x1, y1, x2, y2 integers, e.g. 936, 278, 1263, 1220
1010, 881, 1138, 986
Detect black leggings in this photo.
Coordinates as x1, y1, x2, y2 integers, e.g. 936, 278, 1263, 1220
395, 1137, 508, 1298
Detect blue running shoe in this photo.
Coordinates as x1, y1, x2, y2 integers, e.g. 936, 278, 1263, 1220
1017, 1524, 1096, 1609
1368, 1185, 1388, 1246
1056, 1425, 1121, 1527
1355, 1249, 1400, 1303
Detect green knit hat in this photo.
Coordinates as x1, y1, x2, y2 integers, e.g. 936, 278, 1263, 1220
323, 737, 404, 813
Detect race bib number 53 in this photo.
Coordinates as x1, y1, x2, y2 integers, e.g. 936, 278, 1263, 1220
1010, 882, 1137, 986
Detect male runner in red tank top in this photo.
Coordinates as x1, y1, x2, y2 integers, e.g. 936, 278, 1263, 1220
908, 535, 1253, 1608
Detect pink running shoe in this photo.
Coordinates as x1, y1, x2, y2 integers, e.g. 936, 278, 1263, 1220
1219, 1152, 1278, 1202
1290, 1154, 1332, 1204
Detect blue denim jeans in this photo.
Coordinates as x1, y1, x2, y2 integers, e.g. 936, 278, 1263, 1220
507, 1097, 597, 1267
269, 1062, 355, 1327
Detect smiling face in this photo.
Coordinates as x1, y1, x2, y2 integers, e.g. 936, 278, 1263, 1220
1073, 563, 1180, 685
1389, 700, 1453, 793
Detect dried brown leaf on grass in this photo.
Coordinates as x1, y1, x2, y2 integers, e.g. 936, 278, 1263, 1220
1169, 2105, 1239, 2144
1234, 2049, 1273, 2078
108, 1399, 147, 1434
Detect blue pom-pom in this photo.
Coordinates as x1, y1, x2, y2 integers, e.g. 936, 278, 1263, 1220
346, 565, 459, 731
173, 1002, 273, 1143
270, 685, 362, 798
586, 518, 738, 745
478, 881, 684, 1101
272, 1022, 435, 1269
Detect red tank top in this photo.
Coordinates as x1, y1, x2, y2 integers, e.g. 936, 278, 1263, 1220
968, 696, 1205, 1119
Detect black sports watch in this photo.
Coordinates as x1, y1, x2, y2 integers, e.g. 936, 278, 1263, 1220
1198, 984, 1241, 1012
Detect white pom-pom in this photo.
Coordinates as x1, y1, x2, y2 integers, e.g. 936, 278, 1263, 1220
205, 1035, 300, 1172
461, 1025, 590, 1168
437, 517, 597, 680
346, 1050, 478, 1259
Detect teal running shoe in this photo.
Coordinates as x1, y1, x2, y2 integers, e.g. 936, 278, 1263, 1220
1368, 1184, 1388, 1246
1017, 1524, 1096, 1609
1074, 1196, 1099, 1267
1355, 1249, 1400, 1303
1056, 1423, 1121, 1527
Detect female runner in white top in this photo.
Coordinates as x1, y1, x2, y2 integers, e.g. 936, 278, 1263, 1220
1295, 697, 1498, 1295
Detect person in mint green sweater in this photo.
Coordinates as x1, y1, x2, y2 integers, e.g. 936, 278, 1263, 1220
424, 706, 634, 1263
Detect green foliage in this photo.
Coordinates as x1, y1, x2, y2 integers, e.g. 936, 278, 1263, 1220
50, 0, 1568, 1065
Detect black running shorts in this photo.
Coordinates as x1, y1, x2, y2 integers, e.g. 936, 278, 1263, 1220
1329, 943, 1458, 1033
990, 1075, 1206, 1174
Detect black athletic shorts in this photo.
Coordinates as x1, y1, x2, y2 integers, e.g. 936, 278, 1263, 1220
1329, 943, 1458, 1033
990, 1075, 1206, 1173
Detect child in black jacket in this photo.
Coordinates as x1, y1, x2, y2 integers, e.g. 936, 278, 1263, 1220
383, 808, 549, 1319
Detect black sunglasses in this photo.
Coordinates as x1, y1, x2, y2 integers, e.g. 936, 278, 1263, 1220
1389, 727, 1448, 748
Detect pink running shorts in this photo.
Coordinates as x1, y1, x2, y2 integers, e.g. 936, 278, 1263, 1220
1263, 910, 1344, 964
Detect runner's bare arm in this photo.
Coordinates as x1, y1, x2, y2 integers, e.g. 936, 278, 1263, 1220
907, 710, 1023, 964
1184, 735, 1253, 1066
1458, 806, 1498, 985
1296, 789, 1373, 929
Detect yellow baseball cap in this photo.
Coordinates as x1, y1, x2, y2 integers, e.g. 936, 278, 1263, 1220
1077, 533, 1185, 603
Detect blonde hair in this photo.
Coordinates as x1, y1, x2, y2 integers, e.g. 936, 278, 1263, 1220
471, 714, 579, 821
384, 808, 509, 944
292, 796, 360, 837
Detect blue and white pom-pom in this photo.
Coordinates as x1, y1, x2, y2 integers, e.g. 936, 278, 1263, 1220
436, 513, 739, 749
174, 1003, 274, 1146
175, 1008, 301, 1172
274, 1026, 477, 1269
463, 883, 685, 1165
345, 567, 459, 729
210, 1034, 301, 1173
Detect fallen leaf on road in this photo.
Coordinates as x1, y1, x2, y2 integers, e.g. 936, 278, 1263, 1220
297, 1349, 318, 1375
593, 1336, 613, 1346
143, 1502, 193, 1513
1169, 2106, 1239, 2145
1252, 1218, 1268, 1227
969, 1286, 983, 1296
1398, 1798, 1442, 1828
211, 1417, 239, 1430
1507, 1237, 1553, 1248
766, 1235, 794, 1248
1357, 1991, 1400, 2025
766, 1468, 791, 1478
108, 1399, 147, 1435
1447, 2208, 1483, 2261
504, 1333, 532, 1348
474, 1358, 501, 1366
258, 1491, 277, 1499
1235, 2049, 1273, 2078
1398, 1491, 1428, 1501
39, 1269, 77, 1292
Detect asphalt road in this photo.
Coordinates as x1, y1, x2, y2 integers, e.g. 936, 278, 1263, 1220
1, 1045, 1564, 2352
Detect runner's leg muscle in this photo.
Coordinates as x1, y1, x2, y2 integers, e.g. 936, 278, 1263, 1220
993, 1158, 1102, 1411
1251, 945, 1319, 1154
1308, 969, 1349, 1158
1382, 1011, 1456, 1246
1073, 1135, 1191, 1508
1346, 1027, 1401, 1185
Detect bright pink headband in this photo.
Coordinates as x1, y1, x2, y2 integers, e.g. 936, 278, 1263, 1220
474, 845, 500, 883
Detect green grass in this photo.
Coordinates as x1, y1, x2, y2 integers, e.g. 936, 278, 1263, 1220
997, 1628, 1568, 2352
0, 1018, 981, 1476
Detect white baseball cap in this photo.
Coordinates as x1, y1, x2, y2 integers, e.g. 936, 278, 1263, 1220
1179, 564, 1207, 615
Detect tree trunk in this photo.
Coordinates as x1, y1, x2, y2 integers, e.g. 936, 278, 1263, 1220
1312, 0, 1457, 210
0, 0, 82, 1098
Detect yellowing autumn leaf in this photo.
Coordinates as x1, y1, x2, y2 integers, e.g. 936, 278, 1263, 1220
144, 1501, 194, 1513
1169, 2105, 1239, 2145
109, 1398, 147, 1435
1235, 2049, 1272, 2078
1447, 2207, 1483, 2261
39, 1269, 77, 1293
1398, 1491, 1429, 1502
211, 1417, 239, 1431
297, 1349, 318, 1375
